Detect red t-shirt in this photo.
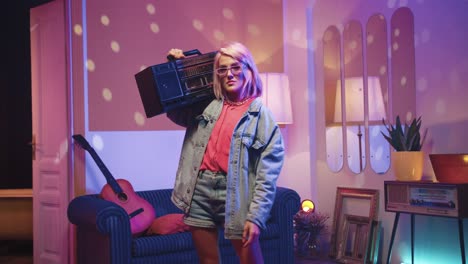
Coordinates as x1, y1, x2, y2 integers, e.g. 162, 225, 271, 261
200, 99, 254, 173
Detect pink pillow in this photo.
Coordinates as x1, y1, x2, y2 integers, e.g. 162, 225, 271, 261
146, 214, 190, 235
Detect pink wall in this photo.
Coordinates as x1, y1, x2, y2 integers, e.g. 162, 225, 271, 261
78, 0, 284, 131
70, 0, 468, 263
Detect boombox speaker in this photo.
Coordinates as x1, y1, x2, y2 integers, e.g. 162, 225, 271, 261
135, 49, 217, 118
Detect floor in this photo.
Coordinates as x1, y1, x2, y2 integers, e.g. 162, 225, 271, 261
295, 255, 338, 264
0, 240, 33, 264
294, 243, 338, 263
0, 240, 337, 264
0, 256, 334, 264
296, 258, 337, 263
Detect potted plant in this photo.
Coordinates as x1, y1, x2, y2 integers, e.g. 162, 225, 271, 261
381, 115, 428, 181
294, 209, 330, 257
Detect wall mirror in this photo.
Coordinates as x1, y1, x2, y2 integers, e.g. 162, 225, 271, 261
323, 25, 344, 172
329, 187, 379, 262
366, 13, 390, 174
323, 8, 416, 175
390, 7, 417, 119
342, 20, 365, 174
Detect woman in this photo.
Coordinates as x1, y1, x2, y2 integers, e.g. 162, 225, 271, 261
167, 42, 284, 264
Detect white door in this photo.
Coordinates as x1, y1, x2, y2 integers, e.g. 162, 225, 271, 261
31, 0, 71, 263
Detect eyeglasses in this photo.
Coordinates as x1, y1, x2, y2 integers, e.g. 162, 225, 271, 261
215, 64, 245, 76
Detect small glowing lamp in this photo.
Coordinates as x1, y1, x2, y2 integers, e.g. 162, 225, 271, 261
301, 199, 315, 213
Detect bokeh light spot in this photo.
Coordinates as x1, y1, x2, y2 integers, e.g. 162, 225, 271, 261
387, 0, 397, 8
222, 8, 234, 20
87, 59, 96, 72
405, 112, 413, 122
367, 34, 374, 45
150, 23, 160, 33
134, 112, 145, 126
393, 42, 399, 51
349, 40, 357, 50
417, 77, 428, 92
193, 19, 203, 31
73, 24, 83, 36
111, 40, 120, 53
379, 65, 387, 75
146, 4, 156, 15
92, 135, 104, 151
102, 88, 112, 102
214, 30, 225, 41
394, 28, 400, 37
101, 15, 110, 26
400, 76, 407, 86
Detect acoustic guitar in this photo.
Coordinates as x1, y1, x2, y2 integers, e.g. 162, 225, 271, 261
72, 134, 155, 236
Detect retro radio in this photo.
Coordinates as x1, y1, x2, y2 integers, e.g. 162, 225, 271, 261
135, 49, 216, 118
384, 180, 468, 218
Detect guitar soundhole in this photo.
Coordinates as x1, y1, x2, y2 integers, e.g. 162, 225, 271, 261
118, 193, 128, 202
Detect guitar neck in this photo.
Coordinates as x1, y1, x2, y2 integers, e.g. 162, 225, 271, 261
86, 147, 124, 194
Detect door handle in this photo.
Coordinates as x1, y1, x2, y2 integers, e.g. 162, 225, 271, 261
29, 134, 36, 160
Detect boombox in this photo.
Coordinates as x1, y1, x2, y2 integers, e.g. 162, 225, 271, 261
135, 49, 217, 118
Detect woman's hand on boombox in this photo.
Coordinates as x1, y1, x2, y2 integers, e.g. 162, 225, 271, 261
167, 48, 185, 61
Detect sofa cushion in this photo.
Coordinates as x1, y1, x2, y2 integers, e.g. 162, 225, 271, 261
133, 222, 280, 257
145, 214, 190, 235
133, 232, 194, 257
217, 222, 280, 247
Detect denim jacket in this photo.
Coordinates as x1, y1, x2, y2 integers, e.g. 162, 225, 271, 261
167, 98, 284, 239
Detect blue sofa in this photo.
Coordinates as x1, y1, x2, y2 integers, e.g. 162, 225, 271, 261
67, 187, 300, 264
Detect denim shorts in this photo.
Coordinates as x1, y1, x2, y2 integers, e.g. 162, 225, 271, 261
184, 170, 227, 228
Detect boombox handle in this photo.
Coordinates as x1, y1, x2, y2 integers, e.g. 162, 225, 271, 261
167, 49, 203, 61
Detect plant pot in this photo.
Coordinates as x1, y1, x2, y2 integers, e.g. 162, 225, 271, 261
295, 231, 323, 258
391, 151, 424, 181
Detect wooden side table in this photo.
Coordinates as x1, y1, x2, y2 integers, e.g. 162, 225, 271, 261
384, 181, 468, 264
386, 212, 465, 264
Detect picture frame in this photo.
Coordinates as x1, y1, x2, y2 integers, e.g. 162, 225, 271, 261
336, 214, 371, 263
367, 220, 382, 264
329, 187, 379, 263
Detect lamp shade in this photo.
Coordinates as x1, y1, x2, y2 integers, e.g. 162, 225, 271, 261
334, 76, 386, 123
259, 73, 293, 125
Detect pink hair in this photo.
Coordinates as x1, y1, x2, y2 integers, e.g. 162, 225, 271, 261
212, 42, 263, 100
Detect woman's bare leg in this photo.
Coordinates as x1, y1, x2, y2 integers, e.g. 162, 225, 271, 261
230, 239, 264, 264
190, 226, 220, 264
